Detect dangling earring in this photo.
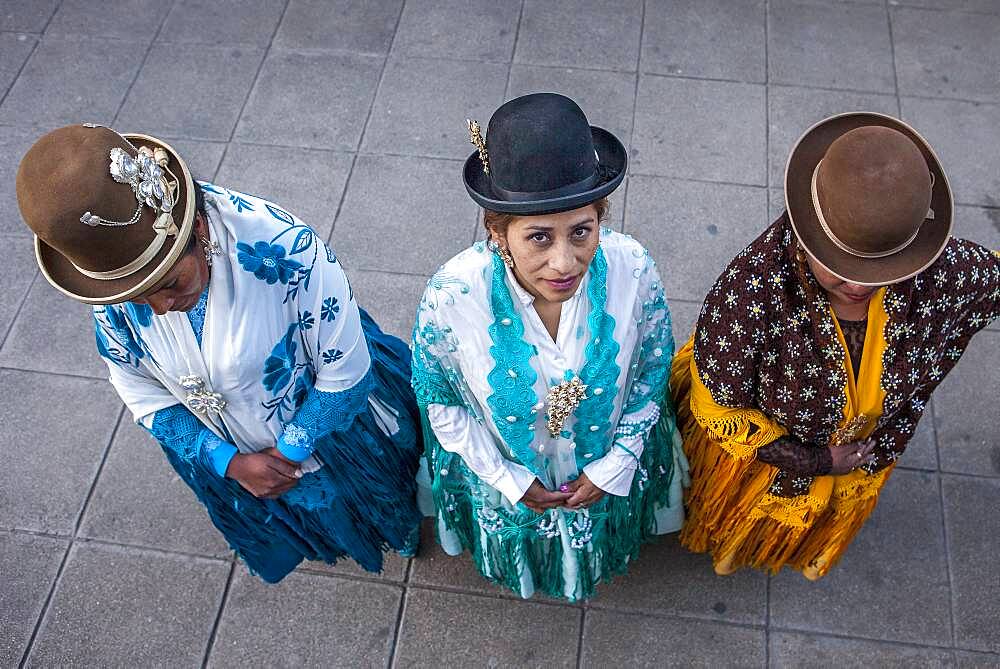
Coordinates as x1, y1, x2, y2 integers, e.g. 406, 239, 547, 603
200, 236, 221, 266
795, 244, 807, 266
488, 238, 514, 268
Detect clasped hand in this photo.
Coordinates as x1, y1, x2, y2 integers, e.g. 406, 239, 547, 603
518, 474, 605, 514
225, 447, 303, 498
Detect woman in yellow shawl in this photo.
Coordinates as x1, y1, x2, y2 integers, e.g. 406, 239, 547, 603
672, 113, 1000, 580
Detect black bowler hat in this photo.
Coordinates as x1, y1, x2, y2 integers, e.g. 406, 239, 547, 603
463, 93, 627, 216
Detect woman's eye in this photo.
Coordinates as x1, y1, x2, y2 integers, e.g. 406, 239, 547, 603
529, 233, 549, 244
573, 227, 591, 239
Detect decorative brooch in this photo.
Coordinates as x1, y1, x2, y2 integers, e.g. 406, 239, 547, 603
545, 376, 588, 438
829, 414, 868, 446
467, 119, 489, 175
80, 141, 177, 229
179, 375, 227, 416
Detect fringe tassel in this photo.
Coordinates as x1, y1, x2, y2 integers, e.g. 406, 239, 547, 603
671, 337, 891, 578
421, 402, 683, 601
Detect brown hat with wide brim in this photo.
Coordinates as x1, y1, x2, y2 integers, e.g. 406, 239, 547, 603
16, 124, 196, 305
785, 112, 952, 286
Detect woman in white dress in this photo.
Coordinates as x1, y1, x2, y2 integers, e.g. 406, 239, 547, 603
412, 94, 688, 601
16, 124, 422, 582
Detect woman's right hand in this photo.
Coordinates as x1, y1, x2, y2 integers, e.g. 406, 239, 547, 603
519, 479, 573, 514
828, 438, 876, 475
225, 452, 303, 498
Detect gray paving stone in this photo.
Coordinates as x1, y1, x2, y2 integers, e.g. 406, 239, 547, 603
158, 0, 287, 47
46, 0, 170, 39
0, 236, 36, 336
515, 0, 643, 72
943, 475, 1000, 653
0, 32, 35, 97
395, 587, 580, 667
590, 535, 768, 625
0, 124, 45, 236
0, 278, 107, 378
165, 138, 227, 182
770, 469, 951, 645
117, 44, 264, 142
275, 0, 403, 55
767, 85, 899, 187
632, 75, 766, 185
332, 154, 478, 275
0, 532, 67, 667
407, 517, 519, 598
299, 548, 408, 582
769, 631, 955, 668
955, 650, 1000, 667
27, 542, 227, 667
349, 269, 429, 342
769, 187, 786, 221
669, 298, 701, 347
901, 97, 1000, 208
0, 0, 59, 32
625, 176, 768, 302
507, 64, 636, 147
0, 36, 145, 127
768, 0, 895, 93
362, 56, 508, 160
933, 329, 1000, 476
215, 143, 353, 240
393, 0, 520, 62
210, 568, 401, 668
892, 7, 1000, 103
0, 370, 120, 533
641, 0, 766, 83
582, 608, 766, 668
235, 49, 383, 150
890, 0, 1000, 13
77, 418, 230, 558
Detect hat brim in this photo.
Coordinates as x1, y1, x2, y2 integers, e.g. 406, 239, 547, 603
464, 126, 627, 216
785, 112, 953, 287
35, 133, 196, 305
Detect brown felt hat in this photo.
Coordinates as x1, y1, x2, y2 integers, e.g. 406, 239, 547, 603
16, 124, 195, 304
785, 112, 952, 286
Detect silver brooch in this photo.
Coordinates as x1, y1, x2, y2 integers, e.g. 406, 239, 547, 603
79, 143, 176, 228
180, 375, 227, 415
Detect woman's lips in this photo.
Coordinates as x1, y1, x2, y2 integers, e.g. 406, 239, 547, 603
843, 291, 873, 303
545, 276, 578, 291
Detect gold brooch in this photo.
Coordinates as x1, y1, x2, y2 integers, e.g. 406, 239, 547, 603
829, 414, 868, 446
467, 119, 489, 175
545, 377, 588, 437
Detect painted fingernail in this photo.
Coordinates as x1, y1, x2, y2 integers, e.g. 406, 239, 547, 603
294, 469, 303, 478
559, 484, 570, 493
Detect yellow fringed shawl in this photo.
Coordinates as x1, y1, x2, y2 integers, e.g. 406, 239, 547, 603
675, 289, 897, 576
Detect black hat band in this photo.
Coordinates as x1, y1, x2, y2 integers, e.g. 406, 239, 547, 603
491, 170, 601, 203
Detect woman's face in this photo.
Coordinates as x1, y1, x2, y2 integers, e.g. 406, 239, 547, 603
805, 253, 880, 306
495, 204, 600, 304
129, 214, 211, 315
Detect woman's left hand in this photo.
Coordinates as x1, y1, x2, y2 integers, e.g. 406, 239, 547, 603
564, 473, 605, 509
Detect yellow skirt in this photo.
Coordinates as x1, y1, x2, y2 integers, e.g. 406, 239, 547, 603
671, 340, 894, 577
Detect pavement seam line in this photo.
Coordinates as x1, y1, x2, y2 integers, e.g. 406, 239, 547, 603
200, 561, 237, 669
110, 0, 176, 126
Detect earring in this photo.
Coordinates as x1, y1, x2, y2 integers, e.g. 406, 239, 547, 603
488, 238, 514, 268
795, 244, 807, 265
200, 236, 221, 266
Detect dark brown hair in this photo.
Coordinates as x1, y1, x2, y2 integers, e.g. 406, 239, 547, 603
482, 197, 611, 238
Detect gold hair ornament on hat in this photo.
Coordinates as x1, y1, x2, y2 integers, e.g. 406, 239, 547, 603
467, 119, 489, 174
73, 125, 180, 281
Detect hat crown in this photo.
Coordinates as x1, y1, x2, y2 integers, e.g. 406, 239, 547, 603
486, 93, 597, 194
16, 125, 165, 274
816, 126, 932, 256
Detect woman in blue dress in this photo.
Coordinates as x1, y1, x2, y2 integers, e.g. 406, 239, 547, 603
16, 124, 421, 582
